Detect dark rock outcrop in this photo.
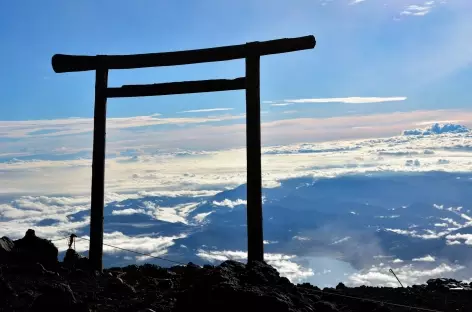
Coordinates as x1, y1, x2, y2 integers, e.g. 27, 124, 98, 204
174, 260, 328, 312
336, 282, 347, 290
0, 236, 14, 262
426, 278, 472, 291
31, 283, 79, 312
1, 232, 472, 312
63, 248, 90, 270
12, 229, 58, 268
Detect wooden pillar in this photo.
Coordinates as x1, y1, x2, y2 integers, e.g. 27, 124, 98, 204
245, 54, 264, 262
89, 65, 108, 272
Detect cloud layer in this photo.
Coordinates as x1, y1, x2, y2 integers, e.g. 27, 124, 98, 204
284, 97, 407, 104
2, 112, 472, 196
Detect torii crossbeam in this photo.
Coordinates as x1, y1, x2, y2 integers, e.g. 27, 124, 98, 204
51, 35, 316, 271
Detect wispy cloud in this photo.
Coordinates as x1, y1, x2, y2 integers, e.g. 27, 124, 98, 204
349, 263, 464, 287
285, 97, 407, 104
412, 255, 436, 262
3, 109, 472, 196
0, 113, 245, 138
270, 103, 293, 107
350, 0, 366, 4
401, 2, 436, 17
178, 108, 234, 113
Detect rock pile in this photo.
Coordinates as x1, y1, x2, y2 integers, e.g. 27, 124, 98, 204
1, 230, 472, 312
0, 237, 14, 261
10, 229, 58, 268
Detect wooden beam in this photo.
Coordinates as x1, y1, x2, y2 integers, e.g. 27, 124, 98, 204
245, 54, 264, 263
89, 65, 108, 272
106, 78, 246, 98
52, 35, 316, 73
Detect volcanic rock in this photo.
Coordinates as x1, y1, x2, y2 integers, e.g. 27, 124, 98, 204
13, 229, 58, 268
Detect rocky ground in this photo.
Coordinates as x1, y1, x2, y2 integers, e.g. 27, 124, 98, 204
1, 230, 472, 312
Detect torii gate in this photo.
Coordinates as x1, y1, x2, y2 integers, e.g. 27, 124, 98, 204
52, 35, 316, 271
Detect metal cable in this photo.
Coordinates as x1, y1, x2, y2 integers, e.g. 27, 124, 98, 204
75, 236, 186, 266
65, 234, 449, 312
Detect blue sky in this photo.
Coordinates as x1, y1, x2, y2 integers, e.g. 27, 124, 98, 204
1, 0, 471, 122
1, 0, 472, 196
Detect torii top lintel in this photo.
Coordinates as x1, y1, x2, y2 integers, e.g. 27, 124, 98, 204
51, 35, 316, 73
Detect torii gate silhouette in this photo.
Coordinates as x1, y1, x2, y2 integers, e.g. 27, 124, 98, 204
51, 35, 316, 271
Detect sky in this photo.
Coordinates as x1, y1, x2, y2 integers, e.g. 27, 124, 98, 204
1, 0, 471, 121
0, 0, 471, 194
0, 0, 472, 185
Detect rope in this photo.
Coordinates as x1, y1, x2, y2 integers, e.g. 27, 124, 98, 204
75, 236, 186, 266
307, 288, 445, 312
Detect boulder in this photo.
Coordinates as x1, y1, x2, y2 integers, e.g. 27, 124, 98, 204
106, 276, 136, 296
426, 278, 462, 291
63, 248, 90, 269
156, 278, 174, 289
174, 260, 322, 312
31, 282, 86, 312
0, 275, 17, 310
336, 282, 347, 290
0, 236, 14, 263
139, 263, 175, 279
13, 229, 58, 267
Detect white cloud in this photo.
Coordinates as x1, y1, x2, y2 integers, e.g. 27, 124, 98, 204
461, 214, 472, 222
293, 236, 311, 241
446, 233, 472, 245
193, 211, 213, 223
416, 120, 464, 126
348, 263, 465, 287
270, 103, 293, 107
412, 255, 436, 262
111, 208, 146, 216
440, 218, 461, 227
401, 2, 436, 17
285, 97, 407, 104
98, 231, 186, 260
392, 259, 404, 263
144, 202, 200, 224
385, 226, 456, 240
0, 113, 245, 139
3, 109, 471, 165
2, 109, 472, 197
212, 199, 247, 209
332, 236, 351, 244
178, 108, 234, 113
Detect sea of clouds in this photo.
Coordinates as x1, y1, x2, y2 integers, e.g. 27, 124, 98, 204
2, 121, 472, 286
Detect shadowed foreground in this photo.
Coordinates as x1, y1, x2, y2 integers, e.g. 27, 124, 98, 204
1, 230, 472, 312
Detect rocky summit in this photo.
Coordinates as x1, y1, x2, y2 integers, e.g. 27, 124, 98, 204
1, 230, 472, 312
